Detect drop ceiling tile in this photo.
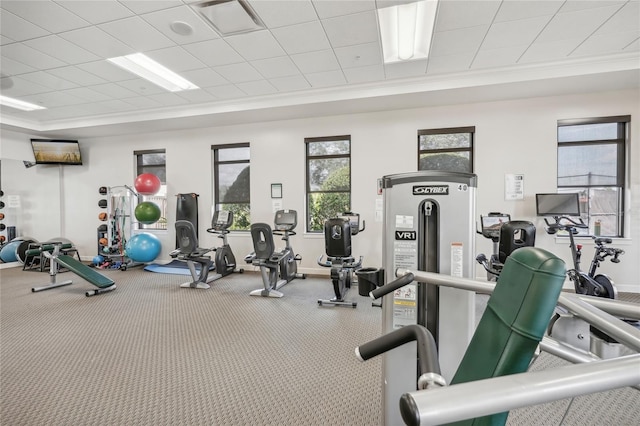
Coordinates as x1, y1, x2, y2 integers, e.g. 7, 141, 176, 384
236, 80, 277, 96
322, 10, 379, 48
90, 82, 140, 99
0, 10, 50, 42
247, 0, 317, 28
1, 76, 51, 96
59, 87, 112, 103
430, 26, 489, 57
59, 27, 135, 59
77, 61, 138, 82
334, 42, 381, 69
595, 1, 640, 35
180, 68, 228, 88
204, 84, 246, 99
119, 1, 184, 14
480, 16, 550, 50
571, 31, 640, 57
214, 62, 262, 83
250, 56, 300, 78
1, 43, 67, 70
19, 71, 78, 91
559, 0, 626, 13
146, 46, 207, 72
93, 99, 139, 113
384, 60, 428, 79
536, 4, 623, 43
342, 64, 385, 84
24, 35, 101, 64
271, 21, 331, 55
141, 5, 220, 44
183, 39, 244, 67
21, 91, 86, 107
519, 38, 583, 63
117, 78, 167, 96
623, 37, 640, 51
494, 0, 563, 22
312, 0, 375, 19
226, 30, 286, 61
435, 0, 501, 32
175, 88, 217, 103
268, 75, 311, 91
56, 0, 135, 24
0, 56, 36, 75
1, 35, 15, 46
1, 1, 89, 33
472, 46, 526, 69
290, 49, 340, 73
304, 69, 346, 88
122, 96, 164, 108
146, 92, 190, 106
99, 16, 176, 52
426, 53, 473, 75
47, 66, 108, 86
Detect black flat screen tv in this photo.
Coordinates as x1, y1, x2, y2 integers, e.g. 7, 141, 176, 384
535, 193, 580, 216
31, 139, 83, 165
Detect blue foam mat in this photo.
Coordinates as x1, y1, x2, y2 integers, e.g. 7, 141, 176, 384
144, 260, 214, 276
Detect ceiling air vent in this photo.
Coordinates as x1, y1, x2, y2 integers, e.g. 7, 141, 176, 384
194, 0, 266, 36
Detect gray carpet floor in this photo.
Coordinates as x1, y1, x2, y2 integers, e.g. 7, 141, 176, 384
1, 265, 638, 425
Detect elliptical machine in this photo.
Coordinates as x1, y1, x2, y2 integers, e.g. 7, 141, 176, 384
246, 209, 306, 298
544, 215, 623, 299
207, 209, 243, 279
317, 212, 365, 307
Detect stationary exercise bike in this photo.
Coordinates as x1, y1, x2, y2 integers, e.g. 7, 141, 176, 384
172, 210, 242, 289
475, 213, 536, 280
207, 209, 243, 279
544, 215, 623, 299
317, 212, 365, 307
246, 209, 305, 298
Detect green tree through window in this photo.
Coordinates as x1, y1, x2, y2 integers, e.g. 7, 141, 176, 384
213, 144, 250, 230
306, 136, 351, 232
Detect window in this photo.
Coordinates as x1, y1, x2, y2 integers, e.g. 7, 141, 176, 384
135, 150, 167, 230
305, 136, 351, 232
418, 127, 474, 172
212, 143, 250, 230
557, 116, 628, 237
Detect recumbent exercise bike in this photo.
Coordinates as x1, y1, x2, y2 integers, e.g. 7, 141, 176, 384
246, 209, 305, 298
317, 212, 365, 307
475, 212, 536, 280
172, 209, 242, 289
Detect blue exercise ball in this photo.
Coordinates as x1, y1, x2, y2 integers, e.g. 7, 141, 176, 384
0, 240, 21, 263
125, 233, 161, 263
92, 255, 105, 266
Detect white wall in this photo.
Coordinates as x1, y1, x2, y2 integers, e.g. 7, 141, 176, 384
2, 89, 638, 292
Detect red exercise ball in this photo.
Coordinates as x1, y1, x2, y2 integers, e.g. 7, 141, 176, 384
134, 173, 161, 195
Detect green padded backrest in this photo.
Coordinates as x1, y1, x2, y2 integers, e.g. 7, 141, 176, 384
448, 247, 566, 426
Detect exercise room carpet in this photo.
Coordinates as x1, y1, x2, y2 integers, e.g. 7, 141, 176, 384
1, 266, 638, 425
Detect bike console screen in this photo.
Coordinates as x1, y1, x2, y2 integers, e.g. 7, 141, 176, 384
536, 193, 580, 216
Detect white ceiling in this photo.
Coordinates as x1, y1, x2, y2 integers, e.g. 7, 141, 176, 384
1, 0, 639, 138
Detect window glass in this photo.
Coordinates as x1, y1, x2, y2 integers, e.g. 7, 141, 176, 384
418, 127, 474, 173
213, 144, 250, 231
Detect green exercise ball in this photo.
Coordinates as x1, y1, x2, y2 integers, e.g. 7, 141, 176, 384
135, 201, 161, 225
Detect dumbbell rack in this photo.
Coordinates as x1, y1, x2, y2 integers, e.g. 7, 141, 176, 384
97, 185, 140, 270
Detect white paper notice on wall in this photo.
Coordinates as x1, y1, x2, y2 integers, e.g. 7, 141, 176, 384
7, 195, 20, 208
375, 198, 383, 222
272, 199, 283, 212
505, 174, 524, 200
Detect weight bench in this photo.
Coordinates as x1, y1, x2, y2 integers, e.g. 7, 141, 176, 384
23, 241, 80, 272
31, 244, 115, 297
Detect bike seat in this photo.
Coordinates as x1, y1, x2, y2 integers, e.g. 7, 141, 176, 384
594, 237, 612, 245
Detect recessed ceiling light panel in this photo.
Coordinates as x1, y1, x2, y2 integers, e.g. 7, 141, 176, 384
0, 95, 46, 111
107, 53, 199, 92
194, 0, 265, 36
